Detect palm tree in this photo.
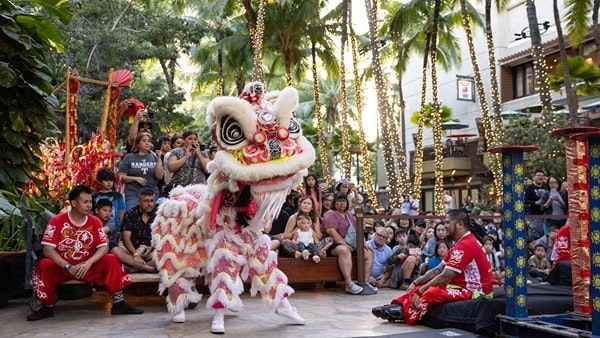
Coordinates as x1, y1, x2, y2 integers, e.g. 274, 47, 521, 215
564, 0, 600, 55
364, 0, 410, 206
307, 1, 339, 185
457, 0, 503, 204
525, 0, 555, 125
484, 0, 508, 203
553, 0, 578, 126
386, 0, 463, 211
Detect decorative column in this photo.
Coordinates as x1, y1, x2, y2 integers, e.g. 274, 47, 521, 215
568, 130, 600, 336
489, 145, 537, 318
552, 127, 600, 316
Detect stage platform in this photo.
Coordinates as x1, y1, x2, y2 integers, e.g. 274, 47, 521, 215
419, 284, 574, 337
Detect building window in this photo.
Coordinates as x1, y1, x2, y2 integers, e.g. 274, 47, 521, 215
512, 62, 537, 98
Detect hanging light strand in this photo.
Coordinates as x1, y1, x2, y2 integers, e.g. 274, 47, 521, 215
350, 29, 377, 203
339, 0, 352, 180
251, 0, 266, 83
312, 47, 331, 185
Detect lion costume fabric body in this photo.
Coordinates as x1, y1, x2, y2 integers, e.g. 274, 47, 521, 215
151, 85, 315, 330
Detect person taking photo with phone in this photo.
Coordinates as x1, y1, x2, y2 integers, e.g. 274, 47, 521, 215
166, 130, 209, 190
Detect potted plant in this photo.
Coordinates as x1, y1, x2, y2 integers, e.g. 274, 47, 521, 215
0, 190, 54, 307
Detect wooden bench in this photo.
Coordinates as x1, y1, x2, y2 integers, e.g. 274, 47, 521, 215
62, 256, 357, 289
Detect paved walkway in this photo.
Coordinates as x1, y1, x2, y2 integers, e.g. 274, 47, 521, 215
1, 286, 433, 338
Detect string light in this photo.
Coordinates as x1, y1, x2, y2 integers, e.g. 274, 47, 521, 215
339, 1, 351, 180
363, 0, 408, 207
351, 30, 377, 203
430, 46, 445, 214
412, 65, 428, 204
459, 2, 503, 204
251, 0, 266, 83
311, 52, 331, 185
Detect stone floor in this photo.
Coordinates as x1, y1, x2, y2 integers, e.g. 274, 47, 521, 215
0, 285, 434, 338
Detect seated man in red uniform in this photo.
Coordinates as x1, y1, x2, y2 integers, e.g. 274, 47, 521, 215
372, 209, 494, 324
27, 185, 143, 321
545, 222, 571, 285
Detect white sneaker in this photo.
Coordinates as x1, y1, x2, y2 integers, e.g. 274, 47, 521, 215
275, 306, 306, 325
312, 255, 320, 263
302, 250, 310, 260
172, 310, 185, 323
211, 315, 225, 333
345, 282, 363, 295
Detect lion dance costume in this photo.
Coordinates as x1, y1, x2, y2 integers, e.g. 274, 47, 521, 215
152, 84, 315, 333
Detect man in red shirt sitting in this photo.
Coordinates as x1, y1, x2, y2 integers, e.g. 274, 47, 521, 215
372, 209, 494, 324
545, 223, 572, 285
27, 185, 143, 321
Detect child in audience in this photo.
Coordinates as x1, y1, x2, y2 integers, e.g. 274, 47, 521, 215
292, 214, 321, 263
526, 236, 536, 261
426, 240, 449, 272
483, 236, 505, 284
388, 233, 421, 290
92, 168, 126, 236
94, 198, 120, 249
528, 244, 551, 282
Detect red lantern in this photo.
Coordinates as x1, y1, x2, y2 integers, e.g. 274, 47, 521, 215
119, 99, 144, 123
69, 78, 79, 94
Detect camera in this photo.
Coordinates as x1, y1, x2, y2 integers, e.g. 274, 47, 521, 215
147, 111, 154, 119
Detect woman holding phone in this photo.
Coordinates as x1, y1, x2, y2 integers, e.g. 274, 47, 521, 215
166, 130, 209, 189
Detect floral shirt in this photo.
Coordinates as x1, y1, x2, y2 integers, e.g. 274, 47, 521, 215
41, 212, 107, 264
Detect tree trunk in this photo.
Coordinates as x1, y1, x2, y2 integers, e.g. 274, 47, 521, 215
364, 0, 406, 205
526, 0, 555, 125
429, 0, 445, 214
554, 0, 578, 126
484, 0, 504, 203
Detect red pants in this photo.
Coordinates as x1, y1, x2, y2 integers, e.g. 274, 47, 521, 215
391, 285, 473, 325
31, 254, 131, 306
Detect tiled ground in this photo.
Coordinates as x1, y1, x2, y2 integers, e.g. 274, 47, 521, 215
0, 286, 433, 338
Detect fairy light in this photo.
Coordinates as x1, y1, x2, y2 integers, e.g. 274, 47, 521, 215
485, 31, 504, 204
412, 65, 428, 203
532, 44, 557, 129
339, 1, 351, 180
251, 0, 266, 83
216, 76, 223, 97
430, 48, 445, 214
311, 51, 331, 185
460, 2, 503, 203
364, 0, 407, 207
351, 30, 376, 203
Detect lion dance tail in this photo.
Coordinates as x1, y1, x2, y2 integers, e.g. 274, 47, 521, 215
152, 184, 209, 315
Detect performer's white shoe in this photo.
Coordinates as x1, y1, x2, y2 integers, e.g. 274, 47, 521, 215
172, 310, 185, 323
275, 299, 306, 325
211, 309, 225, 334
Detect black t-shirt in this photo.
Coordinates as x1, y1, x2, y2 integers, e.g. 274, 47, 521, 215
121, 206, 156, 248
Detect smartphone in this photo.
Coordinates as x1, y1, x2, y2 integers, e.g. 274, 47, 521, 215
408, 248, 421, 256
147, 111, 154, 119
200, 144, 206, 151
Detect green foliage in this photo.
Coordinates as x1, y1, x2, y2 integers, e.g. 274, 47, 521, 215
409, 103, 456, 128
502, 115, 568, 178
548, 56, 600, 96
0, 189, 55, 251
0, 0, 70, 192
49, 0, 205, 140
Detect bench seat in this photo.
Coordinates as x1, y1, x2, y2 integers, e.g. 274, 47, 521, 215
61, 255, 356, 287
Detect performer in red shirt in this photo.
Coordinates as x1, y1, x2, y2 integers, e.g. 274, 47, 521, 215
545, 223, 572, 285
27, 185, 143, 321
372, 209, 494, 325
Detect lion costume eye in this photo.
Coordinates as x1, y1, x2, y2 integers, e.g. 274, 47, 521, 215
288, 118, 301, 137
220, 115, 245, 147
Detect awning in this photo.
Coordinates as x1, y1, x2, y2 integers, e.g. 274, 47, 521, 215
441, 121, 469, 130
